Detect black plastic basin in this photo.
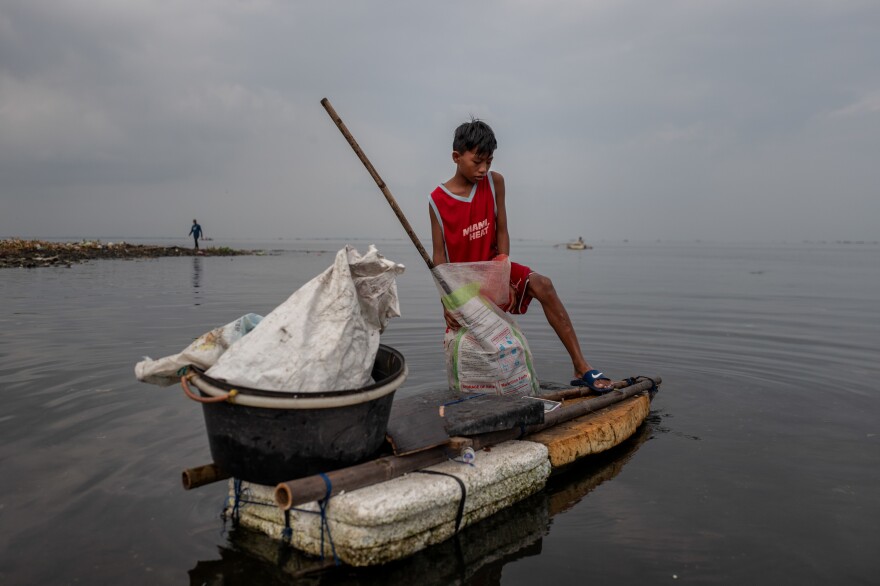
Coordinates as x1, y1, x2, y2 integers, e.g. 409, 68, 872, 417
190, 344, 405, 485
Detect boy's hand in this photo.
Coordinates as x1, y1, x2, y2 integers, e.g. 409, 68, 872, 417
443, 306, 460, 330
491, 254, 516, 311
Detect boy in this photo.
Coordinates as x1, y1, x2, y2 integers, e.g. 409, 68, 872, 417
428, 119, 612, 391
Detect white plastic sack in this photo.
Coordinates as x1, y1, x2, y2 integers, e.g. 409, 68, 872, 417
205, 245, 404, 392
433, 257, 539, 396
134, 313, 263, 387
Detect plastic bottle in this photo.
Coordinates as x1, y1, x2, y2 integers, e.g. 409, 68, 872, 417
461, 447, 476, 465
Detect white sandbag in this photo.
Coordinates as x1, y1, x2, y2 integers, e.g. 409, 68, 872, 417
206, 245, 404, 392
134, 313, 263, 387
433, 257, 539, 396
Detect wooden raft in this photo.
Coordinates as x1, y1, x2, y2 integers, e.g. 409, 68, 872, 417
275, 377, 661, 510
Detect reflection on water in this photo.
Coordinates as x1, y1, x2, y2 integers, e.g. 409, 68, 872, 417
192, 256, 202, 306
187, 423, 655, 585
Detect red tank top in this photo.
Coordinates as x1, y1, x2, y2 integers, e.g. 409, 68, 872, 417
429, 172, 497, 263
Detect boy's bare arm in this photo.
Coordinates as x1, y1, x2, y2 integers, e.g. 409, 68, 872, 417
493, 172, 510, 256
429, 205, 448, 266
429, 204, 460, 329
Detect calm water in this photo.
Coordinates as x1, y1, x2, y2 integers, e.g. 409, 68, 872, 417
0, 239, 877, 585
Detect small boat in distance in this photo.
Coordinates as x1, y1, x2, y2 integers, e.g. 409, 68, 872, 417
566, 237, 592, 250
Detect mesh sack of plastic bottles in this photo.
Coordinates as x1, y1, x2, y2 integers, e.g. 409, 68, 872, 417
432, 256, 539, 396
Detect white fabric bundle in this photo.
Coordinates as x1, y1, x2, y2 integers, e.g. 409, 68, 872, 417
206, 245, 404, 392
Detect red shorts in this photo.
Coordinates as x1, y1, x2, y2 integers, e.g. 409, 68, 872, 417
506, 261, 535, 315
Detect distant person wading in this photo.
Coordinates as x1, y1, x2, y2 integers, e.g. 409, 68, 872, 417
189, 219, 204, 250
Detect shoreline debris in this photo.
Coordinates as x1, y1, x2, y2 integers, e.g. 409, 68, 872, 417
0, 238, 256, 269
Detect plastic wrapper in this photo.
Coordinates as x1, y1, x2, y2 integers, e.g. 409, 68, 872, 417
134, 313, 263, 387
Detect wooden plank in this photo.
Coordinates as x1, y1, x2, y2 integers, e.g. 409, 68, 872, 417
443, 393, 544, 436
385, 399, 449, 456
385, 389, 451, 455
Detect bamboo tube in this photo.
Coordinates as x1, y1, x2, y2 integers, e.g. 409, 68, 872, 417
275, 444, 448, 510
274, 378, 659, 509
182, 463, 230, 490
274, 437, 473, 509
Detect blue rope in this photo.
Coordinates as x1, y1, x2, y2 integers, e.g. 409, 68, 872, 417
229, 478, 243, 520
222, 476, 339, 563
281, 509, 292, 541
319, 472, 333, 501
316, 472, 340, 565
221, 472, 378, 566
284, 475, 341, 564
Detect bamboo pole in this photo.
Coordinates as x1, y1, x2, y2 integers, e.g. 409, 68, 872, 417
320, 98, 435, 271
539, 378, 631, 402
467, 376, 661, 449
274, 437, 472, 510
537, 376, 660, 430
182, 462, 230, 490
274, 377, 659, 509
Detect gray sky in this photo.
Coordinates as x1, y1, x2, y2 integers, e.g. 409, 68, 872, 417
1, 0, 878, 243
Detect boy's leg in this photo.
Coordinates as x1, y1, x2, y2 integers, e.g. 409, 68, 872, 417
526, 273, 613, 389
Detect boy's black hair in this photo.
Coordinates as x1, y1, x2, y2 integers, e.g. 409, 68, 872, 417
453, 118, 497, 156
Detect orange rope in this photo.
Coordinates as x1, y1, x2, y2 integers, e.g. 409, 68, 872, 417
181, 375, 237, 403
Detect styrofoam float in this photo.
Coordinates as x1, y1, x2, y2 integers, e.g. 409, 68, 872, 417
227, 440, 550, 566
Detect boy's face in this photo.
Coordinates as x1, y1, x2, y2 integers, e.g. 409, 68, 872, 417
453, 149, 494, 184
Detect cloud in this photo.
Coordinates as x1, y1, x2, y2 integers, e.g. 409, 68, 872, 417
1, 0, 878, 241
830, 90, 880, 118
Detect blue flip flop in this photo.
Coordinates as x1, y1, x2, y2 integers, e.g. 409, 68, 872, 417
570, 369, 614, 393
